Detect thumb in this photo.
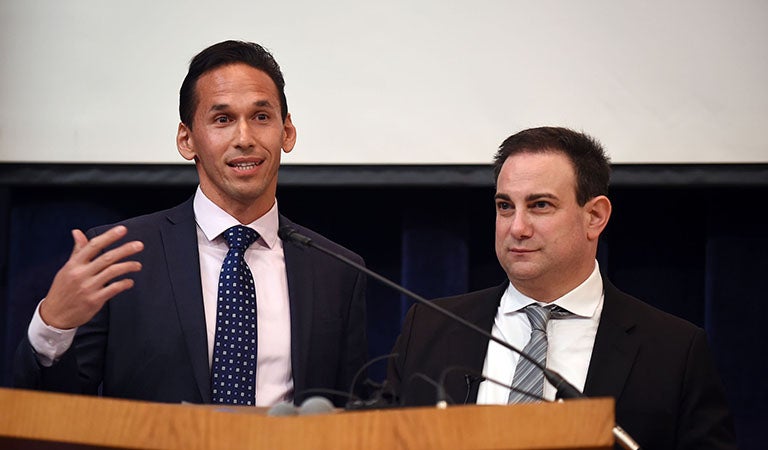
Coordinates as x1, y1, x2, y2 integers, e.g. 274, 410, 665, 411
71, 229, 88, 253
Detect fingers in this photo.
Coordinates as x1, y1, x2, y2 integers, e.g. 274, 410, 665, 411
70, 225, 130, 264
91, 240, 144, 276
69, 226, 143, 277
40, 226, 145, 329
95, 278, 137, 305
73, 276, 137, 313
78, 226, 144, 290
89, 260, 143, 296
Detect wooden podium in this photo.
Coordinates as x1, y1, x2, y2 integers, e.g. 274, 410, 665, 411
0, 387, 614, 449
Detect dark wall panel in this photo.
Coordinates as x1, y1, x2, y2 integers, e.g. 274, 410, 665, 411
1, 165, 766, 449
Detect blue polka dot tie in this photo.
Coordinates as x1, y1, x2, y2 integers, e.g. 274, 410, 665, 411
211, 225, 259, 405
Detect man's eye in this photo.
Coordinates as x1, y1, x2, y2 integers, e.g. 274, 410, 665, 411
214, 116, 229, 124
255, 113, 268, 121
532, 201, 550, 209
496, 201, 512, 210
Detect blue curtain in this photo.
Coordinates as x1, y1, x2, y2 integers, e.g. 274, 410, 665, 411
1, 183, 765, 450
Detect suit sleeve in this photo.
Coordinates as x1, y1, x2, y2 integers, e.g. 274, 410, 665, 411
12, 226, 112, 395
13, 303, 109, 395
336, 266, 370, 401
386, 303, 418, 402
677, 329, 737, 450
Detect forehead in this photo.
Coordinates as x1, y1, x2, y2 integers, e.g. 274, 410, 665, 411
194, 63, 279, 108
497, 151, 576, 193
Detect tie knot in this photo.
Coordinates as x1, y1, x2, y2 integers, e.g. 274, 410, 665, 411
522, 303, 572, 331
223, 225, 259, 250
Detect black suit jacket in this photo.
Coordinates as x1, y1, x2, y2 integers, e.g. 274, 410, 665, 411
15, 196, 368, 406
387, 278, 736, 450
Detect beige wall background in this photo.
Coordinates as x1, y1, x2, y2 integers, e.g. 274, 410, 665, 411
1, 0, 766, 164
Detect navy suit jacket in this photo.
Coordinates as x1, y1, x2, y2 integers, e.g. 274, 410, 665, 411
15, 196, 368, 406
387, 278, 737, 450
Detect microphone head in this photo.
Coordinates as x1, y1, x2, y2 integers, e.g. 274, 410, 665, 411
298, 396, 335, 415
278, 225, 313, 246
267, 401, 299, 416
277, 226, 295, 241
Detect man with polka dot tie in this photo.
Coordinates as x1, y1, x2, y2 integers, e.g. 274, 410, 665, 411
15, 41, 369, 408
211, 225, 260, 405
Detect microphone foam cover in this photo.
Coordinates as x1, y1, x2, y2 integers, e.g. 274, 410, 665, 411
267, 401, 299, 416
298, 396, 335, 415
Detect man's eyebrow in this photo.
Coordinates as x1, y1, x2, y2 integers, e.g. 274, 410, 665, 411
209, 103, 230, 112
493, 192, 558, 202
208, 100, 275, 112
525, 193, 557, 202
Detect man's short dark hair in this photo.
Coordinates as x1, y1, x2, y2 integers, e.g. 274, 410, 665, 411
179, 40, 288, 129
492, 127, 611, 205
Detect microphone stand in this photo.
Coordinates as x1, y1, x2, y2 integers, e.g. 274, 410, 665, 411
279, 226, 641, 450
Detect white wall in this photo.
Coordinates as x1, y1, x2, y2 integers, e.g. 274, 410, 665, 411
1, 0, 766, 164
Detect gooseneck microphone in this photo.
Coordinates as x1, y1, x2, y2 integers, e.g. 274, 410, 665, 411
345, 353, 400, 410
278, 225, 581, 399
437, 365, 544, 408
279, 226, 641, 450
266, 397, 337, 416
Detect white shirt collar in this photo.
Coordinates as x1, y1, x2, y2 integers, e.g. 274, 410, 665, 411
501, 261, 604, 319
192, 186, 281, 249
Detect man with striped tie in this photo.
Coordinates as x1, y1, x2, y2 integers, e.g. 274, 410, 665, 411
388, 126, 736, 450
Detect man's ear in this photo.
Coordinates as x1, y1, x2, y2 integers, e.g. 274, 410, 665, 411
281, 113, 297, 154
585, 195, 612, 241
176, 122, 196, 161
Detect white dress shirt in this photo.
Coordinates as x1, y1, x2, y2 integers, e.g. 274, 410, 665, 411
29, 187, 293, 406
476, 262, 604, 404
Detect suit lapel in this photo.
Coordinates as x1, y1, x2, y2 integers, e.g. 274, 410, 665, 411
161, 198, 211, 403
445, 283, 506, 404
279, 216, 314, 397
583, 279, 639, 399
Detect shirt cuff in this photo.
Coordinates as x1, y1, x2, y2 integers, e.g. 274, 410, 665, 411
28, 300, 77, 367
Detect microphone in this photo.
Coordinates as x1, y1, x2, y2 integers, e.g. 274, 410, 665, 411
463, 373, 485, 405
406, 369, 542, 409
279, 226, 641, 450
436, 366, 640, 450
404, 373, 455, 406
266, 397, 338, 416
436, 365, 544, 409
293, 354, 400, 411
267, 401, 298, 416
278, 225, 581, 399
298, 396, 336, 415
295, 387, 360, 405
345, 353, 400, 411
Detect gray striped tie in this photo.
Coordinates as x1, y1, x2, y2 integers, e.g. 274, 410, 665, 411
507, 304, 571, 403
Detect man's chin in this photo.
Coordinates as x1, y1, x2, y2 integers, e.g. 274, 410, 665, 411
505, 262, 546, 282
